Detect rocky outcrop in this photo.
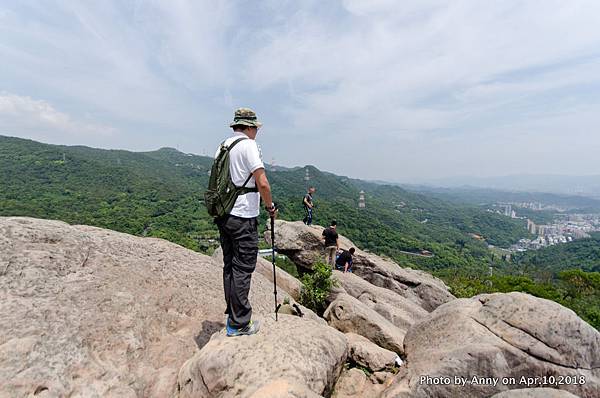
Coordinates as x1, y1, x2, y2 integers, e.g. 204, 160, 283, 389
0, 217, 307, 397
351, 253, 454, 312
5, 216, 599, 398
176, 315, 348, 398
324, 294, 405, 354
381, 292, 600, 398
264, 221, 356, 270
346, 333, 398, 372
247, 380, 323, 398
333, 271, 427, 333
268, 220, 454, 311
490, 388, 581, 398
333, 368, 369, 398
333, 368, 395, 398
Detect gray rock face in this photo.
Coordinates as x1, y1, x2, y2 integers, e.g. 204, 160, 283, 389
346, 333, 398, 372
324, 293, 405, 354
351, 252, 454, 312
382, 292, 600, 398
491, 388, 581, 398
247, 380, 323, 398
333, 270, 427, 333
332, 368, 368, 398
268, 220, 454, 312
333, 367, 392, 398
0, 217, 295, 397
176, 315, 348, 398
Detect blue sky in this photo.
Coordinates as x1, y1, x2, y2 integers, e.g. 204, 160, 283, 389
1, 0, 600, 181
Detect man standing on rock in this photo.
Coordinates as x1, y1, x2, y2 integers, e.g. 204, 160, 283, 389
302, 186, 316, 225
216, 108, 276, 337
322, 220, 339, 267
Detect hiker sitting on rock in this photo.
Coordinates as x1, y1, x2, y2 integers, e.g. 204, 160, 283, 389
302, 186, 316, 225
335, 247, 355, 273
322, 220, 339, 267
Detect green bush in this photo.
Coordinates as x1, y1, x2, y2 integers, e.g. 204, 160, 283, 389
299, 262, 337, 314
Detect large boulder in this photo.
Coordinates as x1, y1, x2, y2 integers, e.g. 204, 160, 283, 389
351, 252, 454, 312
264, 221, 354, 270
0, 217, 299, 397
332, 367, 392, 398
324, 293, 405, 354
268, 220, 454, 311
346, 333, 398, 372
381, 292, 600, 398
333, 270, 427, 333
332, 368, 368, 398
247, 380, 322, 398
176, 315, 348, 398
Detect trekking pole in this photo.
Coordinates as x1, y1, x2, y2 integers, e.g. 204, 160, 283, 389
270, 208, 281, 321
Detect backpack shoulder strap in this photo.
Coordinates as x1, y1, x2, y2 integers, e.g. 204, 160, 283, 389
237, 170, 259, 194
225, 137, 247, 151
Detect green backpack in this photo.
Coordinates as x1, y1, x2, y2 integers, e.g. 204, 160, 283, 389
204, 137, 258, 218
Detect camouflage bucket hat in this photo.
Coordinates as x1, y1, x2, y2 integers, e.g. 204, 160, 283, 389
229, 107, 263, 128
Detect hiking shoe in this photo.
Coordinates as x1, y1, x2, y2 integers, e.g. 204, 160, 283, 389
226, 320, 260, 337
225, 317, 237, 335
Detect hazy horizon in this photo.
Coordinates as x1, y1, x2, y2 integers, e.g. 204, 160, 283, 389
6, 133, 600, 200
2, 1, 600, 181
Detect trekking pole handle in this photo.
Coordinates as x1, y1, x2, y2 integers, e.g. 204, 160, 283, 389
266, 202, 277, 218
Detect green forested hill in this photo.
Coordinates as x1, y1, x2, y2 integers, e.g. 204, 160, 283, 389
2, 135, 598, 328
515, 233, 600, 273
0, 135, 527, 271
0, 137, 214, 248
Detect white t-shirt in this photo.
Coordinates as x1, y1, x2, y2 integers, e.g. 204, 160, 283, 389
215, 132, 264, 218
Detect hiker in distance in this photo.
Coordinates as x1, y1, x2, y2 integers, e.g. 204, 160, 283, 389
336, 247, 355, 273
322, 220, 339, 267
302, 186, 316, 225
205, 107, 276, 337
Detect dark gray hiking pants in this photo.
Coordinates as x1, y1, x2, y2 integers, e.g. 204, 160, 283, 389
217, 215, 258, 329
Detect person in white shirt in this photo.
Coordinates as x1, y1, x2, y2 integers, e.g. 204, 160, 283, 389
216, 107, 275, 337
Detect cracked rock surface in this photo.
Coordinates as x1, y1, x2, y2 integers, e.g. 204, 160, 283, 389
381, 292, 600, 398
324, 293, 406, 355
176, 315, 348, 398
0, 217, 296, 397
332, 270, 428, 334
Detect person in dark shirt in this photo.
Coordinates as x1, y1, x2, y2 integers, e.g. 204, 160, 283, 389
302, 187, 316, 225
336, 247, 355, 273
322, 220, 339, 266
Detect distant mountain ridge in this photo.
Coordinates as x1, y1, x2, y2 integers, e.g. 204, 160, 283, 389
401, 185, 600, 212
414, 174, 600, 199
0, 134, 528, 273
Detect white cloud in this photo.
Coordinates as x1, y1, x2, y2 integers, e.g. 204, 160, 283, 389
0, 92, 115, 136
246, 1, 600, 136
1, 1, 600, 178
